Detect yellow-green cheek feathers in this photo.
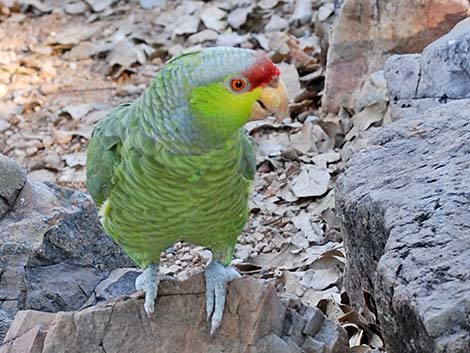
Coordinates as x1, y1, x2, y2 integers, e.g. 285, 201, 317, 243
190, 83, 261, 139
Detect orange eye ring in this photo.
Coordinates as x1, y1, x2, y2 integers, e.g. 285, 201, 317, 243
230, 78, 247, 92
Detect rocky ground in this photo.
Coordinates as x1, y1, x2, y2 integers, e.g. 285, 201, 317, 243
0, 0, 469, 352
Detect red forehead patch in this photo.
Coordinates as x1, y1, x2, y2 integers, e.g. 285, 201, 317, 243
243, 54, 280, 89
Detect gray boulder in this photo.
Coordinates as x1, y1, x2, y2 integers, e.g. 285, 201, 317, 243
0, 154, 135, 342
385, 18, 470, 120
336, 100, 470, 353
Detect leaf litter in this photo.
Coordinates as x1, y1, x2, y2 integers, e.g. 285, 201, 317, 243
0, 0, 390, 351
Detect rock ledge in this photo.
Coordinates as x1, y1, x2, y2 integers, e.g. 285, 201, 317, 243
1, 274, 348, 353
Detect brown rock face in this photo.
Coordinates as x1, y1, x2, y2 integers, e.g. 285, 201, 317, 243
1, 274, 348, 353
322, 0, 469, 113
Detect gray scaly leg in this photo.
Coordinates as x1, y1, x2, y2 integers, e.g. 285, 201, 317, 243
135, 264, 171, 316
204, 260, 240, 335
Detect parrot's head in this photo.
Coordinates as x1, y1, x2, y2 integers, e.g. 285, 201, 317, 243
162, 47, 289, 143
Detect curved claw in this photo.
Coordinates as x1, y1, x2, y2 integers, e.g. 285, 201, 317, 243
135, 265, 173, 317
204, 260, 240, 336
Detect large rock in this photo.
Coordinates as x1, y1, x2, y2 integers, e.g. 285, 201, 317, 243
385, 18, 470, 120
0, 274, 348, 353
0, 154, 135, 341
335, 100, 470, 353
0, 155, 27, 217
322, 0, 469, 113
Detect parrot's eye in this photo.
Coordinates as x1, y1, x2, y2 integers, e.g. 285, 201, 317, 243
229, 78, 247, 92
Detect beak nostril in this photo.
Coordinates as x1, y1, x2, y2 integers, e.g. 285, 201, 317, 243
256, 100, 267, 110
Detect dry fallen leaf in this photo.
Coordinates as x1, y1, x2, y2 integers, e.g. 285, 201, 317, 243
106, 39, 154, 76
317, 3, 335, 22
64, 41, 113, 61
19, 0, 53, 13
257, 0, 279, 10
251, 242, 342, 271
292, 164, 330, 198
350, 345, 373, 353
292, 0, 313, 25
52, 129, 73, 145
303, 287, 341, 307
173, 15, 200, 36
29, 169, 56, 182
287, 37, 318, 68
188, 29, 218, 44
84, 0, 116, 12
200, 4, 227, 32
227, 6, 252, 29
0, 119, 11, 132
256, 132, 290, 157
277, 63, 301, 102
289, 121, 315, 155
63, 152, 87, 167
265, 15, 288, 32
216, 33, 250, 47
139, 0, 166, 9
345, 102, 388, 141
62, 103, 97, 120
301, 268, 341, 291
51, 25, 101, 46
59, 167, 86, 183
65, 1, 88, 15
292, 211, 325, 243
291, 233, 309, 249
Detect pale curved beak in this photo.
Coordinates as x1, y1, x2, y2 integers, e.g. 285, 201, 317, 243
250, 77, 289, 123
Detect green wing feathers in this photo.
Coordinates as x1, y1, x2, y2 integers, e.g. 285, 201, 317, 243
239, 132, 256, 182
86, 103, 130, 207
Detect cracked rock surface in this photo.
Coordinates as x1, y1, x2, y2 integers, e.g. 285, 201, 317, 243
336, 100, 470, 353
0, 154, 134, 341
385, 18, 470, 120
0, 274, 348, 353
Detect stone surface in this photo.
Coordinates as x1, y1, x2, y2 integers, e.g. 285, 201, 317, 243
322, 0, 469, 113
0, 154, 27, 218
336, 100, 470, 353
0, 326, 46, 353
1, 274, 348, 353
0, 313, 11, 346
81, 268, 141, 308
0, 154, 134, 342
4, 311, 56, 343
385, 18, 470, 120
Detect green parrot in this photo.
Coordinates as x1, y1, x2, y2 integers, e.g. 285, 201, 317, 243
86, 47, 288, 334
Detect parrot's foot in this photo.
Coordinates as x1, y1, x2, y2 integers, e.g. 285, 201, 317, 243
135, 264, 172, 316
204, 260, 240, 336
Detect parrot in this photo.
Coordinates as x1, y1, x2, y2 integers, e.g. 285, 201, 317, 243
86, 47, 288, 335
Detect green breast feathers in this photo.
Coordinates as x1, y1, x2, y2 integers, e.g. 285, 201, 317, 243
87, 103, 255, 267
